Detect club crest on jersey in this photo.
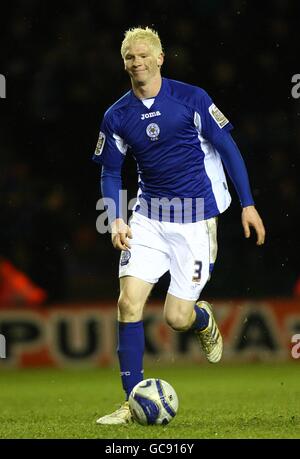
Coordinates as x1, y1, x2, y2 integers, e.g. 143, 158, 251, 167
94, 131, 106, 155
120, 250, 131, 266
208, 104, 229, 128
141, 110, 161, 120
146, 123, 160, 141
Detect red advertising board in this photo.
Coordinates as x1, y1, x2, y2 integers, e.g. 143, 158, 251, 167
0, 300, 300, 367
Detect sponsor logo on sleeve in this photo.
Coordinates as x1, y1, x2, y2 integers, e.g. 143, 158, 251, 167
94, 131, 106, 155
208, 104, 229, 128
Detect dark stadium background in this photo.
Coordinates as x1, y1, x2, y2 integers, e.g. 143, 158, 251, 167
0, 0, 299, 305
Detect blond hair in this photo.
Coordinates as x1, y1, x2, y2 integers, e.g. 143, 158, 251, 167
121, 26, 163, 58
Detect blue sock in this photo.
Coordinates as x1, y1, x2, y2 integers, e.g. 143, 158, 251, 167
117, 321, 144, 400
190, 304, 209, 331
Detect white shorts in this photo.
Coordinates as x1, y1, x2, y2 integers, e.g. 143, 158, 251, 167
119, 212, 218, 301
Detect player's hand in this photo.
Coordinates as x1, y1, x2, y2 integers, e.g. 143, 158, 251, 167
241, 205, 266, 246
111, 218, 132, 251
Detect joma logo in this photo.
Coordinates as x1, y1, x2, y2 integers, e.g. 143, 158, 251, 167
141, 111, 161, 120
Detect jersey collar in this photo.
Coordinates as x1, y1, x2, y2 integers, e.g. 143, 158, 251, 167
129, 77, 168, 106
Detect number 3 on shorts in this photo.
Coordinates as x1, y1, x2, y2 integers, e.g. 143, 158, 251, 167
192, 260, 202, 283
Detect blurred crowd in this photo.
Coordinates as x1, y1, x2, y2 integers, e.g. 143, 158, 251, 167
0, 0, 299, 305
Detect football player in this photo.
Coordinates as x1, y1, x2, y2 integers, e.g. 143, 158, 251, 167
93, 27, 265, 424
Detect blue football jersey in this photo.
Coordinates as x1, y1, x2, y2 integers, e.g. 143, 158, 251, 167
93, 78, 235, 221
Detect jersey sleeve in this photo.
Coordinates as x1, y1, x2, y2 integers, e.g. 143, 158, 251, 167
92, 109, 128, 170
197, 89, 254, 208
198, 89, 234, 141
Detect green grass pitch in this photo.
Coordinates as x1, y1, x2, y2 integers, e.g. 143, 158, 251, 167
0, 362, 299, 439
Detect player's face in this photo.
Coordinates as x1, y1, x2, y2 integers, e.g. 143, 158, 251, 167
123, 41, 163, 86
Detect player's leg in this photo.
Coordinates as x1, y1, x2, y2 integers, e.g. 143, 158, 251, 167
117, 275, 154, 401
163, 292, 222, 363
164, 216, 222, 363
116, 214, 169, 400
163, 293, 207, 331
96, 275, 154, 425
97, 213, 170, 425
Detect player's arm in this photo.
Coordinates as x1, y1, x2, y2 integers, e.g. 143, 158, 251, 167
101, 166, 132, 250
199, 90, 265, 245
110, 217, 132, 251
241, 205, 265, 246
211, 132, 265, 245
92, 113, 132, 251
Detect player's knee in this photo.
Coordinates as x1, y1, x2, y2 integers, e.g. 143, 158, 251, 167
117, 294, 142, 322
164, 311, 190, 332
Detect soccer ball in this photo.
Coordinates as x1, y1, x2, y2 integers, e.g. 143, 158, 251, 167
128, 378, 179, 425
